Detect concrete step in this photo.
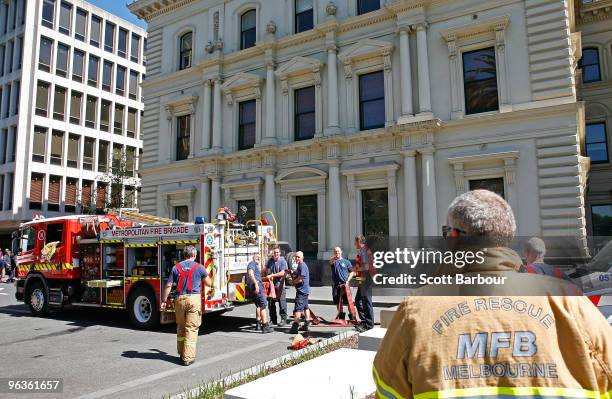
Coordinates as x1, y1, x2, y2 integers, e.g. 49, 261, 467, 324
358, 327, 387, 351
380, 305, 398, 328
224, 348, 376, 399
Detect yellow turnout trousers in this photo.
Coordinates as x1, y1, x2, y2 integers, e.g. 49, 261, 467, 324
174, 294, 202, 362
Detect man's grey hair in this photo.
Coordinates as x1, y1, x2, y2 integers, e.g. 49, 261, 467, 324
524, 237, 546, 259
354, 235, 366, 244
182, 245, 198, 259
447, 189, 516, 246
295, 251, 304, 257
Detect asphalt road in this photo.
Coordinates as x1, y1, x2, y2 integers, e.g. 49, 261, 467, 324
0, 283, 386, 399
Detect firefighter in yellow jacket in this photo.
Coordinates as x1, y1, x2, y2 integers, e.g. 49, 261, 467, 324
161, 246, 211, 366
373, 190, 612, 399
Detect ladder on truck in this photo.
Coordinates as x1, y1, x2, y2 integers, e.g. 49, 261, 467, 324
106, 209, 183, 226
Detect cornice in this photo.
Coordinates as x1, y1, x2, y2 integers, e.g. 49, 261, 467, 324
129, 0, 197, 22
576, 0, 612, 25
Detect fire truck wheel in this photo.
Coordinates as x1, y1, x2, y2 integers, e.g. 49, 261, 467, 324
128, 287, 159, 329
27, 280, 49, 316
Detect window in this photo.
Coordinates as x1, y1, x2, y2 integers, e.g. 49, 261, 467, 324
104, 22, 115, 53
296, 195, 318, 257
116, 66, 126, 96
0, 129, 6, 164
463, 47, 498, 115
127, 108, 137, 138
96, 182, 107, 211
112, 144, 121, 171
0, 175, 4, 210
126, 146, 135, 176
65, 178, 78, 212
0, 45, 4, 76
175, 206, 189, 222
591, 204, 612, 237
70, 91, 82, 124
29, 173, 44, 210
6, 173, 12, 209
2, 2, 7, 34
176, 115, 190, 160
4, 84, 10, 118
13, 81, 19, 115
238, 100, 256, 150
85, 96, 97, 128
359, 71, 385, 130
295, 0, 314, 33
21, 0, 26, 25
33, 127, 46, 163
59, 2, 72, 35
294, 86, 316, 141
118, 28, 128, 58
75, 8, 87, 41
100, 100, 111, 132
15, 36, 22, 70
241, 10, 256, 50
50, 130, 63, 165
362, 188, 388, 238
90, 15, 101, 47
67, 134, 79, 168
35, 81, 50, 117
102, 61, 113, 91
81, 180, 93, 209
53, 86, 66, 120
114, 104, 124, 134
56, 43, 69, 77
357, 0, 380, 14
11, 0, 17, 29
42, 0, 55, 29
124, 186, 135, 208
88, 55, 99, 87
72, 49, 84, 82
586, 122, 609, 163
129, 70, 138, 100
581, 47, 601, 83
6, 41, 13, 74
48, 176, 61, 211
130, 34, 140, 63
469, 178, 505, 198
39, 37, 53, 72
179, 32, 192, 70
98, 140, 109, 172
237, 199, 256, 222
83, 137, 94, 171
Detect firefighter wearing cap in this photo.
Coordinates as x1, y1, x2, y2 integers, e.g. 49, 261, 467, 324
161, 245, 211, 366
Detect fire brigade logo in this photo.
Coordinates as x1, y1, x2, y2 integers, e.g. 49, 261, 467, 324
205, 234, 214, 246
37, 230, 46, 241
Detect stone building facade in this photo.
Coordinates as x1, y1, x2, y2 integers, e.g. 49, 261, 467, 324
129, 0, 588, 261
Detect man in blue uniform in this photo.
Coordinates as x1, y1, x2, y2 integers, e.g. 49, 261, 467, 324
160, 246, 211, 366
354, 235, 374, 332
265, 246, 288, 326
247, 254, 273, 333
288, 251, 311, 334
329, 246, 355, 320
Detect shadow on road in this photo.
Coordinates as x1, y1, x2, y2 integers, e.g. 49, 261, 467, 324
121, 348, 181, 364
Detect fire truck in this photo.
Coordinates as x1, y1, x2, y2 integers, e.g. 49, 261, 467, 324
12, 209, 279, 329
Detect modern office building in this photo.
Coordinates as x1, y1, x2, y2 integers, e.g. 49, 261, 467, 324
129, 0, 588, 271
0, 0, 146, 245
576, 0, 612, 240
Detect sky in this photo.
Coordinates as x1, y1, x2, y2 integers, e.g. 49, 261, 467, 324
88, 1, 147, 30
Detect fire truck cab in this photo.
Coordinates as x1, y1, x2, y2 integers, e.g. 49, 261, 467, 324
13, 210, 278, 329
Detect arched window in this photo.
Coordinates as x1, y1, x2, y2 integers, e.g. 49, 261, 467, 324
179, 32, 192, 70
581, 47, 601, 83
240, 10, 256, 50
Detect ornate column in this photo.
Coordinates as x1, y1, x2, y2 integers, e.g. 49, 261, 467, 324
327, 161, 342, 248
212, 77, 223, 151
264, 170, 276, 215
402, 150, 419, 236
343, 62, 356, 132
383, 49, 394, 127
326, 41, 340, 135
387, 170, 399, 237
495, 23, 510, 112
210, 176, 221, 217
164, 106, 173, 162
202, 79, 212, 149
415, 22, 432, 115
419, 147, 438, 236
398, 26, 413, 117
317, 188, 327, 258
263, 60, 277, 145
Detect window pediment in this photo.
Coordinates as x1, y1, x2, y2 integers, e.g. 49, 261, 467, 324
275, 56, 323, 80
275, 167, 327, 183
338, 39, 394, 68
163, 95, 198, 118
221, 72, 263, 104
440, 15, 510, 44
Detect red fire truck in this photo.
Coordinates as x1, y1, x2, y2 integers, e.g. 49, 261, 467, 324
13, 210, 278, 329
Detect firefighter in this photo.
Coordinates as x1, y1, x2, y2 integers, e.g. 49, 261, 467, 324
373, 190, 612, 398
329, 246, 355, 320
287, 251, 311, 334
160, 245, 211, 366
266, 246, 288, 326
247, 254, 273, 333
354, 235, 375, 332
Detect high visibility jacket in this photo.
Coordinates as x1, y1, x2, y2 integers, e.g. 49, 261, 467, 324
373, 247, 612, 399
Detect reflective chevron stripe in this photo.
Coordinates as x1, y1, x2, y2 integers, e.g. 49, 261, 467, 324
124, 243, 157, 248
158, 240, 198, 245
413, 387, 612, 399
